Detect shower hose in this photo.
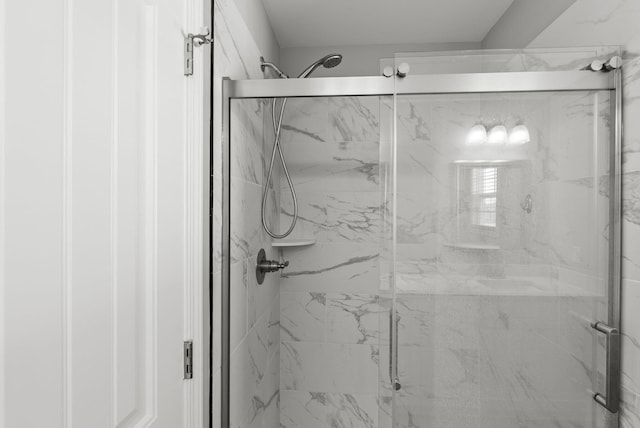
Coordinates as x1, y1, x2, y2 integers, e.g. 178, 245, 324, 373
261, 97, 298, 239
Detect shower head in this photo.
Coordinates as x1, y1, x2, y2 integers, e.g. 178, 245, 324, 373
259, 53, 343, 79
297, 53, 343, 78
321, 54, 343, 69
260, 56, 289, 79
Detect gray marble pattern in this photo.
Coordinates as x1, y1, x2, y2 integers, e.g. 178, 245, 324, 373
281, 391, 379, 428
216, 12, 640, 423
274, 77, 627, 427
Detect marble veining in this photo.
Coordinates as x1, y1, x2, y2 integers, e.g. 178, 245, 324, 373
282, 254, 378, 278
281, 123, 325, 142
333, 156, 380, 185
280, 292, 326, 342
621, 385, 640, 428
330, 97, 380, 142
325, 394, 378, 428
213, 0, 251, 80
280, 391, 327, 428
280, 391, 378, 428
623, 171, 640, 226
281, 341, 379, 393
326, 294, 383, 345
276, 95, 385, 428
397, 102, 432, 143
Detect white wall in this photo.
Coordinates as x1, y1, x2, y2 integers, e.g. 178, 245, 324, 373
232, 0, 280, 63
276, 1, 581, 77
481, 0, 576, 49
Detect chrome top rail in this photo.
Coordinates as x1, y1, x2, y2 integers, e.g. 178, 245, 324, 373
396, 71, 614, 95
225, 76, 393, 99
224, 71, 614, 99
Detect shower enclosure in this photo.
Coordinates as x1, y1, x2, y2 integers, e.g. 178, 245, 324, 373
221, 49, 622, 428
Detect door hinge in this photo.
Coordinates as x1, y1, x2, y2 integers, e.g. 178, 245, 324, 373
184, 340, 193, 379
185, 27, 213, 76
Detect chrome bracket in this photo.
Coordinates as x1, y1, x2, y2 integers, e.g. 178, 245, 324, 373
184, 27, 213, 76
582, 56, 623, 73
396, 62, 410, 78
591, 321, 620, 413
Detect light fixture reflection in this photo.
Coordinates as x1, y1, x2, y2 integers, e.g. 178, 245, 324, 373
509, 124, 531, 144
466, 124, 487, 145
488, 125, 508, 144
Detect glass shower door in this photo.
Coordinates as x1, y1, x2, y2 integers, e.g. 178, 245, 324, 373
389, 74, 619, 427
221, 56, 620, 428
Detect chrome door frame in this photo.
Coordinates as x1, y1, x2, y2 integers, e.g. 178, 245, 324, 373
219, 70, 621, 427
224, 71, 613, 99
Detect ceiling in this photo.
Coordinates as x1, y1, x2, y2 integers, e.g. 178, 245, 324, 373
262, 0, 515, 48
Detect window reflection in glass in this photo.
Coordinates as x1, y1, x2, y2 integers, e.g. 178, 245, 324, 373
471, 167, 497, 228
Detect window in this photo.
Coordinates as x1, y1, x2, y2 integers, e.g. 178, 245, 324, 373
470, 167, 497, 228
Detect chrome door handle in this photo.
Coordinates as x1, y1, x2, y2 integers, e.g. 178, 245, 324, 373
592, 321, 620, 413
389, 310, 401, 391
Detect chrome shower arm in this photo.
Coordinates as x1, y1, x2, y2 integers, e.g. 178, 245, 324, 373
260, 56, 289, 79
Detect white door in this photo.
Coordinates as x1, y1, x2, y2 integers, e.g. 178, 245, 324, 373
0, 0, 206, 427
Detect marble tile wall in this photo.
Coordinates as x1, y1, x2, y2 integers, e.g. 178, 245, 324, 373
392, 89, 613, 427
395, 91, 610, 280
277, 81, 616, 428
278, 96, 387, 428
391, 295, 608, 427
527, 2, 640, 424
394, 94, 541, 268
533, 0, 640, 428
228, 98, 281, 428
211, 1, 281, 428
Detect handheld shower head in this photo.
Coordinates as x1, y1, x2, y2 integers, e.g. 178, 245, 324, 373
259, 53, 343, 79
321, 54, 342, 69
297, 53, 343, 78
259, 51, 344, 240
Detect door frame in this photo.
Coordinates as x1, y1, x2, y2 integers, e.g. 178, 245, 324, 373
185, 0, 209, 426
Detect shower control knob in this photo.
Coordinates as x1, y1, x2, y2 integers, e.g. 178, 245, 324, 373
396, 63, 410, 78
258, 257, 288, 272
382, 66, 394, 78
256, 248, 289, 284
